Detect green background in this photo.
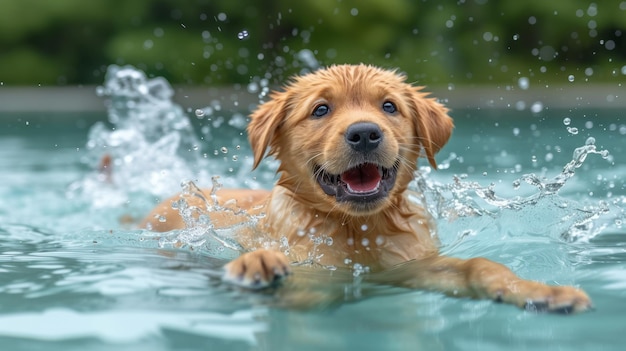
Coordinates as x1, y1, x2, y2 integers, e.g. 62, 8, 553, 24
2, 0, 625, 87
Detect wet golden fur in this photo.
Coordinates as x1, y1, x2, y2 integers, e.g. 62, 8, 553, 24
142, 65, 591, 313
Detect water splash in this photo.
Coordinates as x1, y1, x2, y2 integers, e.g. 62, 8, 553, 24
68, 65, 210, 206
519, 137, 610, 196
96, 65, 198, 147
414, 138, 617, 244
153, 178, 283, 260
160, 176, 345, 270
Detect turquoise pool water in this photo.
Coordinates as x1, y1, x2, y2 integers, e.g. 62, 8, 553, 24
0, 67, 625, 351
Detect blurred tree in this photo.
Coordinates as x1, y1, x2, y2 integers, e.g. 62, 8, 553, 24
0, 0, 624, 86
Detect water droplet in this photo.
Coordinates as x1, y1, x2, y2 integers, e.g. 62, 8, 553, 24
297, 49, 319, 69
194, 109, 204, 118
518, 77, 529, 90
237, 30, 249, 40
568, 75, 575, 82
563, 117, 571, 125
360, 224, 368, 231
232, 155, 238, 161
247, 82, 259, 93
600, 150, 610, 159
513, 180, 521, 189
361, 238, 369, 247
220, 147, 228, 153
530, 101, 544, 113
325, 237, 333, 246
297, 229, 306, 237
585, 137, 596, 145
512, 127, 520, 136
567, 127, 579, 135
375, 235, 385, 246
588, 20, 597, 30
344, 258, 352, 265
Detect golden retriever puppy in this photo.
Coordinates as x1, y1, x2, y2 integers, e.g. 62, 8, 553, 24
142, 64, 591, 313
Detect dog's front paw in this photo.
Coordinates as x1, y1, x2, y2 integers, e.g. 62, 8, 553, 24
520, 283, 592, 314
491, 280, 592, 314
222, 249, 291, 289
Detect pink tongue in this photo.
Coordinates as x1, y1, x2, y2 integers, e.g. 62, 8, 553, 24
341, 164, 381, 193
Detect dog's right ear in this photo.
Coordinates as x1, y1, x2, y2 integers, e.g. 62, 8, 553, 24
247, 91, 288, 169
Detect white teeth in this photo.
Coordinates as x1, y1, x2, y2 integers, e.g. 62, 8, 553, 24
346, 181, 381, 194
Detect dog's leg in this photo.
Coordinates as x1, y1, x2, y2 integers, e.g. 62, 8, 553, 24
222, 249, 291, 289
375, 256, 592, 313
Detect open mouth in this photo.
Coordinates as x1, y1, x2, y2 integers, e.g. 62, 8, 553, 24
315, 162, 399, 204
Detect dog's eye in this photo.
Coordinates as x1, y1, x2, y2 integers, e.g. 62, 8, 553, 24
382, 101, 397, 114
312, 104, 330, 118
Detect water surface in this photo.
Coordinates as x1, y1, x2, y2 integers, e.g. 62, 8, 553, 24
0, 67, 624, 351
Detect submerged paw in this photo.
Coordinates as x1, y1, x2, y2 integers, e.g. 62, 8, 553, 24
522, 286, 593, 314
222, 249, 291, 289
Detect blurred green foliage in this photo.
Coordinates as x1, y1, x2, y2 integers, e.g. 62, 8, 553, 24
1, 0, 625, 86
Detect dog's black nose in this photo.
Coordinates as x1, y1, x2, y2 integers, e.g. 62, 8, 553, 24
345, 122, 383, 152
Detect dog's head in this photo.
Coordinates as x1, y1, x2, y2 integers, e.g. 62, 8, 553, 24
248, 64, 453, 215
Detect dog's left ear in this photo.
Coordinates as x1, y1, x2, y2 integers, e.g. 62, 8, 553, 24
247, 91, 288, 169
410, 90, 454, 169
